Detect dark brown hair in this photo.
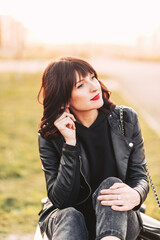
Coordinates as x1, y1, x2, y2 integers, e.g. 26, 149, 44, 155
38, 57, 115, 139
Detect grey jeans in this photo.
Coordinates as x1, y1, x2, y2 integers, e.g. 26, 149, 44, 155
45, 177, 141, 240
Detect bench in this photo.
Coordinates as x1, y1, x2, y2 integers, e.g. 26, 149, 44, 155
34, 225, 48, 240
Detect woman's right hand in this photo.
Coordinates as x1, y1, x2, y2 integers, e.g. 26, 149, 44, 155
54, 108, 76, 146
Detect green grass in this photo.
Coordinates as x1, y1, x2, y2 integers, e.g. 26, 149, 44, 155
0, 72, 46, 236
0, 73, 160, 237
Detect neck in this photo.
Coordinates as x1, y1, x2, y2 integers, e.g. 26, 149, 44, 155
72, 109, 99, 128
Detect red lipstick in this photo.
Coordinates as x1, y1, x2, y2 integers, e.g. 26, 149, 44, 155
91, 93, 100, 101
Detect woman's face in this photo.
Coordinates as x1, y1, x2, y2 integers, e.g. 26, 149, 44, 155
68, 72, 104, 115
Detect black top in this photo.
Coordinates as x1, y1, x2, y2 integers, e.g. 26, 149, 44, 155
76, 109, 117, 192
75, 109, 118, 240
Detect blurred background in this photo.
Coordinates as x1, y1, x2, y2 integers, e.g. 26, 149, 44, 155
0, 0, 160, 239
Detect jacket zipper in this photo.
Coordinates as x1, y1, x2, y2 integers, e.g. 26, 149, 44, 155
78, 155, 92, 202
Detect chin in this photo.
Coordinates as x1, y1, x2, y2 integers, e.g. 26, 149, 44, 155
97, 103, 104, 109
96, 98, 104, 108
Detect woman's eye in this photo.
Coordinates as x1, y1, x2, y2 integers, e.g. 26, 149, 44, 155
77, 84, 83, 88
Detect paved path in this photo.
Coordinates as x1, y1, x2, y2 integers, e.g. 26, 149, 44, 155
0, 60, 50, 73
2, 234, 34, 240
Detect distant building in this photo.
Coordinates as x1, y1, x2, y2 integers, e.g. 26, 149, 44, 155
136, 26, 160, 58
0, 15, 26, 57
152, 26, 160, 56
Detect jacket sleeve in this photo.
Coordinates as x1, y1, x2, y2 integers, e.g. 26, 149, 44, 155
38, 134, 80, 209
126, 109, 149, 210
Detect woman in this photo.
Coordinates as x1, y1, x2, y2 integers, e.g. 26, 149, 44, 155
37, 57, 149, 240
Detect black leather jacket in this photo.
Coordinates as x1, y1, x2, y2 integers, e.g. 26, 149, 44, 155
38, 106, 149, 230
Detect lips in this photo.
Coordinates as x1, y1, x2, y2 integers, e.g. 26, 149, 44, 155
91, 93, 100, 101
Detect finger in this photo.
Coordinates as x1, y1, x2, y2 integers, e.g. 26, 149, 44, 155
61, 112, 76, 121
56, 117, 76, 129
62, 117, 75, 127
101, 200, 123, 206
66, 123, 72, 129
109, 183, 126, 190
97, 195, 120, 201
111, 205, 129, 211
66, 122, 76, 130
65, 107, 70, 113
55, 112, 76, 124
100, 189, 121, 195
64, 112, 76, 122
65, 118, 76, 130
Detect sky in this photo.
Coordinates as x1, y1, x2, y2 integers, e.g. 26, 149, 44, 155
0, 0, 160, 45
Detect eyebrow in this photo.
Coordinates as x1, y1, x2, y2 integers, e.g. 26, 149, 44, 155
76, 79, 84, 84
76, 73, 95, 85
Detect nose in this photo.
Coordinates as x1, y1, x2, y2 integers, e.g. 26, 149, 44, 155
89, 80, 98, 92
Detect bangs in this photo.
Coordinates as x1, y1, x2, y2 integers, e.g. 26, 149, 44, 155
59, 57, 98, 86
73, 63, 98, 85
60, 57, 98, 86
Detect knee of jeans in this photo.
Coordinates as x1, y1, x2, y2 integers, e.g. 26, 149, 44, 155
55, 207, 88, 239
60, 207, 85, 222
92, 177, 122, 205
100, 177, 122, 189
